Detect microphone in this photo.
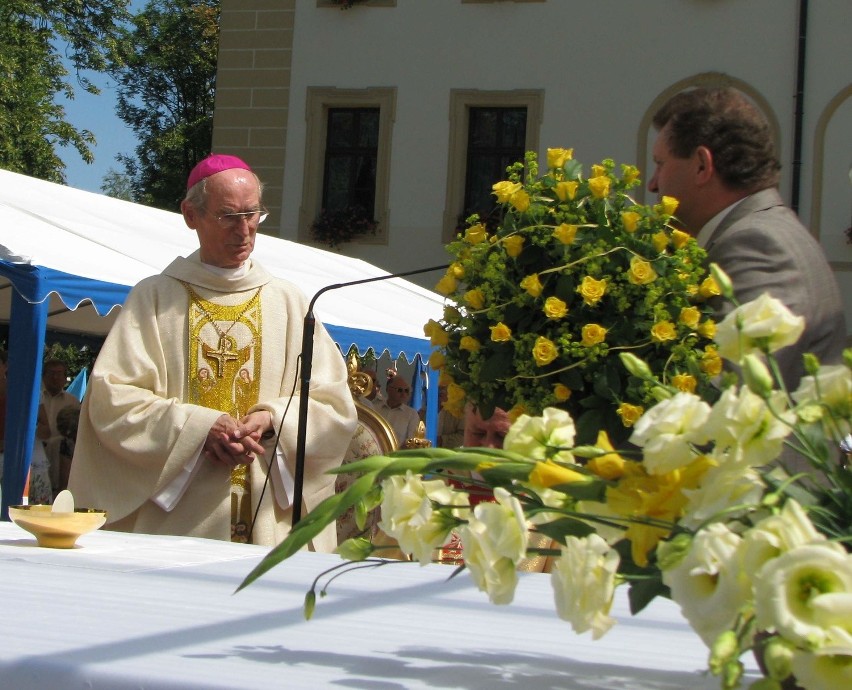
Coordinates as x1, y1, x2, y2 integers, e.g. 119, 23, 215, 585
292, 263, 449, 527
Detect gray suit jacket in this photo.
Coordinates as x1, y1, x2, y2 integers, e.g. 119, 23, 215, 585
705, 188, 847, 391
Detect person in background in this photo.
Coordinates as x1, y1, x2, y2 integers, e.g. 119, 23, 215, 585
36, 358, 80, 497
376, 374, 420, 448
648, 87, 846, 390
69, 154, 356, 549
360, 368, 383, 409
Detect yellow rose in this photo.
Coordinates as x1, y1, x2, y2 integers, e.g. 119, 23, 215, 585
588, 175, 611, 199
591, 164, 606, 177
459, 336, 480, 352
543, 296, 568, 319
520, 273, 543, 297
446, 382, 466, 405
650, 320, 677, 343
507, 403, 527, 423
423, 319, 450, 347
621, 164, 640, 185
529, 459, 589, 489
532, 336, 559, 366
448, 262, 465, 278
656, 195, 679, 216
428, 350, 446, 370
503, 235, 525, 258
510, 188, 530, 212
651, 231, 669, 252
672, 373, 697, 393
578, 276, 607, 306
490, 322, 512, 342
627, 256, 657, 285
464, 223, 487, 245
553, 383, 572, 402
554, 180, 579, 202
621, 211, 641, 233
464, 288, 485, 310
678, 306, 701, 329
547, 147, 574, 169
553, 223, 578, 244
698, 276, 721, 299
492, 180, 522, 203
435, 273, 457, 296
671, 229, 691, 249
700, 346, 723, 376
616, 402, 644, 427
581, 323, 608, 346
697, 319, 716, 339
587, 430, 627, 479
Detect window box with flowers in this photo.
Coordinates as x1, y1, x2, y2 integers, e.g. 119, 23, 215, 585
309, 206, 378, 249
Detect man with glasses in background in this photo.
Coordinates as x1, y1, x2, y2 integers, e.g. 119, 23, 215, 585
69, 154, 356, 550
376, 374, 421, 448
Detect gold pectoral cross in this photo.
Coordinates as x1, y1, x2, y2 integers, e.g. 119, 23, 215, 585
207, 335, 239, 378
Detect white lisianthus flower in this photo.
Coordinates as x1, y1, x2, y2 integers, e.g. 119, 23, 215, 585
680, 459, 764, 529
379, 472, 469, 566
662, 522, 750, 647
791, 651, 852, 690
459, 487, 528, 604
551, 533, 620, 639
704, 387, 794, 467
793, 364, 852, 428
503, 407, 576, 464
739, 500, 826, 580
629, 392, 712, 474
754, 542, 852, 653
714, 292, 805, 362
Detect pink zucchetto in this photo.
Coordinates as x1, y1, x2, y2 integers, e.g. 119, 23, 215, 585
186, 154, 253, 190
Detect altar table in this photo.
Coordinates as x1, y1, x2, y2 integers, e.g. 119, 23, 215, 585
0, 522, 757, 689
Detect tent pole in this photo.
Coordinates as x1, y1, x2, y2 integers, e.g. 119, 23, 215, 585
1, 292, 47, 519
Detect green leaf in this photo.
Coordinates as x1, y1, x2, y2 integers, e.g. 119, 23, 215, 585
534, 517, 595, 544
627, 576, 669, 615
236, 472, 379, 592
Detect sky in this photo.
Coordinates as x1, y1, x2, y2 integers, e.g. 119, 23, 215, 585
56, 73, 138, 194
56, 1, 144, 194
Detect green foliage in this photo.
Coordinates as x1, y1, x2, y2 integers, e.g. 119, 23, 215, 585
42, 341, 98, 380
108, 0, 220, 210
0, 1, 131, 182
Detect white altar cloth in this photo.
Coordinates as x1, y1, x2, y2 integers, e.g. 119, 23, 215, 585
0, 522, 757, 689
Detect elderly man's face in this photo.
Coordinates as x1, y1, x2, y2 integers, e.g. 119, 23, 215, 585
184, 168, 262, 269
463, 406, 511, 449
386, 377, 411, 408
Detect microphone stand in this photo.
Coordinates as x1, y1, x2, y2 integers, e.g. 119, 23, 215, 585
292, 263, 449, 527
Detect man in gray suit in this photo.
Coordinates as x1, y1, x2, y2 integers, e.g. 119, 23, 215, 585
648, 87, 846, 391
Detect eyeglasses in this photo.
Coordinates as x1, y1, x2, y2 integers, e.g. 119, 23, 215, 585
393, 387, 411, 394
210, 208, 269, 229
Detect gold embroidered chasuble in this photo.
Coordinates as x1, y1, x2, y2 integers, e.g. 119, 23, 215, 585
184, 283, 262, 541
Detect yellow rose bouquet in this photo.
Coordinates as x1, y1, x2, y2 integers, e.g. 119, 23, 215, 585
427, 149, 718, 444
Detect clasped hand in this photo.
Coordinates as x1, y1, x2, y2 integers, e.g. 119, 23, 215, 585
204, 410, 272, 469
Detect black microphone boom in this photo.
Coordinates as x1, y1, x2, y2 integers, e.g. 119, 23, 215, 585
292, 263, 449, 527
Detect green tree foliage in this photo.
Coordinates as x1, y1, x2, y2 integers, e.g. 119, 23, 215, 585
0, 1, 131, 183
110, 0, 219, 211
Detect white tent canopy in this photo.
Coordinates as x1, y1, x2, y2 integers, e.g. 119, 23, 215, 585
0, 169, 445, 514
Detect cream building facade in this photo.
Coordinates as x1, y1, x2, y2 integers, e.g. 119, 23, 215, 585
211, 0, 851, 337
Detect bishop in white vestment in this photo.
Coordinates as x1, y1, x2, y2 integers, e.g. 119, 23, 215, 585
68, 155, 356, 551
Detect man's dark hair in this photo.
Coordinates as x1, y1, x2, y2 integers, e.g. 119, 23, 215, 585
652, 87, 781, 192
